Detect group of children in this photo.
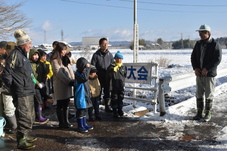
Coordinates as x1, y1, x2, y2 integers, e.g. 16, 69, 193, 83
74, 51, 127, 132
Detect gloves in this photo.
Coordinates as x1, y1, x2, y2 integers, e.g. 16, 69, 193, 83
38, 82, 45, 89
68, 80, 75, 86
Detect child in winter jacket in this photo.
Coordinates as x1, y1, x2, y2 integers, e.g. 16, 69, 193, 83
106, 51, 127, 118
74, 57, 93, 132
88, 65, 102, 121
29, 49, 49, 123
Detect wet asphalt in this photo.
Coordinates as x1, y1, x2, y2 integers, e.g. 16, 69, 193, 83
1, 94, 227, 151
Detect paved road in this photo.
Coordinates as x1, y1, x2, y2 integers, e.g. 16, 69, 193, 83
1, 92, 227, 151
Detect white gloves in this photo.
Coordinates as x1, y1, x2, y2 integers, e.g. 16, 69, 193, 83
38, 82, 45, 89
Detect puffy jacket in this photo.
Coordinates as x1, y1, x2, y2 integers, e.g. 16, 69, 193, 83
191, 38, 222, 77
106, 62, 127, 91
2, 47, 35, 97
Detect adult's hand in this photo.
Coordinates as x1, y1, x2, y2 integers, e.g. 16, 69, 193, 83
194, 68, 202, 77
202, 68, 208, 76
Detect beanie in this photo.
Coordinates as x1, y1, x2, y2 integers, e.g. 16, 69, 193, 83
0, 41, 7, 48
14, 29, 32, 46
114, 51, 123, 59
90, 65, 97, 73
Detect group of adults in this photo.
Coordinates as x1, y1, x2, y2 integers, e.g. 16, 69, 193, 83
0, 23, 222, 149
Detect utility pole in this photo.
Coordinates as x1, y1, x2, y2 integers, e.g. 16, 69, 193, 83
133, 0, 139, 63
181, 33, 184, 49
61, 30, 64, 41
44, 30, 47, 43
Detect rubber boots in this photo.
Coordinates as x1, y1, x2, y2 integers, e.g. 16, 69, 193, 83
17, 132, 37, 150
17, 138, 36, 150
82, 116, 93, 130
77, 117, 88, 133
36, 106, 49, 123
56, 108, 68, 128
6, 114, 17, 133
193, 98, 204, 120
204, 99, 213, 122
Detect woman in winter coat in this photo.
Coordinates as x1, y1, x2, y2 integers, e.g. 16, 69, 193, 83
50, 42, 75, 128
74, 57, 93, 132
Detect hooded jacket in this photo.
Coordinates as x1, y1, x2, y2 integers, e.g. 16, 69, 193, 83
29, 49, 48, 84
74, 57, 92, 109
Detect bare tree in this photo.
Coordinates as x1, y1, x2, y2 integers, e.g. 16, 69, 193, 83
0, 1, 31, 39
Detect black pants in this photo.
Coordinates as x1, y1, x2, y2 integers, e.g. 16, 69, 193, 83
111, 90, 124, 109
57, 98, 70, 111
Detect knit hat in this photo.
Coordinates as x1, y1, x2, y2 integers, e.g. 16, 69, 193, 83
90, 65, 97, 73
114, 51, 123, 59
0, 41, 7, 48
14, 29, 32, 46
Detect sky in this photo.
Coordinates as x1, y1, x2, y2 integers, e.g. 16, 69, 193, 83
5, 0, 227, 45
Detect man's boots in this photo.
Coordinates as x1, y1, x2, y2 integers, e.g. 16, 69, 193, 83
36, 106, 49, 123
193, 98, 204, 120
17, 132, 36, 150
204, 99, 213, 122
6, 114, 17, 133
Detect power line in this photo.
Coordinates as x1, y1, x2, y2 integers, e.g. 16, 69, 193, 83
60, 0, 227, 13
120, 0, 227, 7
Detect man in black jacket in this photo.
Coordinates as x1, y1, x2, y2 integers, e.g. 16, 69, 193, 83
91, 38, 114, 112
191, 24, 222, 122
2, 29, 36, 150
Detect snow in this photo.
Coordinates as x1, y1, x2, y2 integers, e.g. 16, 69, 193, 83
70, 48, 227, 150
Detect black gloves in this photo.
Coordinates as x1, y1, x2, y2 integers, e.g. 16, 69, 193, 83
68, 80, 75, 86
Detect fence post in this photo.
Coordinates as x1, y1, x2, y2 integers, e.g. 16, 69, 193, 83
158, 79, 166, 116
158, 76, 172, 116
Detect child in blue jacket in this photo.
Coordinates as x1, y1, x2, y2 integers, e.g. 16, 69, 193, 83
74, 57, 93, 132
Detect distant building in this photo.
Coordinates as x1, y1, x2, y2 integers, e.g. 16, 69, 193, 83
82, 37, 110, 49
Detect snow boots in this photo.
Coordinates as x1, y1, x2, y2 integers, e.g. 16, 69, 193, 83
193, 98, 204, 120
77, 116, 93, 133
6, 114, 17, 133
204, 99, 213, 122
36, 106, 49, 124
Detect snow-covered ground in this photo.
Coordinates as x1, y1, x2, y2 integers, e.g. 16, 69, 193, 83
67, 49, 227, 150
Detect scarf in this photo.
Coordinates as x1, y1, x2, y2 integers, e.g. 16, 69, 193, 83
113, 62, 122, 72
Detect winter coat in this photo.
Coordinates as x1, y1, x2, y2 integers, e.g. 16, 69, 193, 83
91, 49, 114, 85
51, 59, 74, 100
89, 75, 101, 98
40, 60, 53, 79
74, 57, 92, 109
2, 47, 35, 97
106, 62, 127, 91
191, 37, 222, 77
29, 49, 49, 84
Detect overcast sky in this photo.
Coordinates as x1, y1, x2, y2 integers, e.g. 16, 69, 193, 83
6, 0, 227, 45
